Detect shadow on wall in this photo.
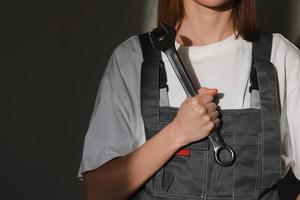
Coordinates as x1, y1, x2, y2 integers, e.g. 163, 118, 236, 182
2, 1, 154, 200
257, 0, 300, 49
256, 0, 291, 37
70, 0, 156, 198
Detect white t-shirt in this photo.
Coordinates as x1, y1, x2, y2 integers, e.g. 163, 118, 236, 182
78, 33, 300, 180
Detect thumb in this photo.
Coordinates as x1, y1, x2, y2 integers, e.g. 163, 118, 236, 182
198, 87, 218, 96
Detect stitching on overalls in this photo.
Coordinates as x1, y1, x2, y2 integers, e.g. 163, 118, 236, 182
253, 61, 263, 199
232, 132, 236, 200
203, 150, 208, 200
255, 60, 265, 194
271, 64, 283, 177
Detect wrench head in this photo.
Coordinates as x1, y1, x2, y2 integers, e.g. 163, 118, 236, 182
150, 21, 176, 52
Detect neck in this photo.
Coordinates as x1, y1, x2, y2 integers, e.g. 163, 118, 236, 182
177, 1, 234, 46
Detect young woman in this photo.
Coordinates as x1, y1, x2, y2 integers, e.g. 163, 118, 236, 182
79, 0, 300, 199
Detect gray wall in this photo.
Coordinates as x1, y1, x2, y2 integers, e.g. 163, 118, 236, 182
1, 0, 299, 200
256, 0, 300, 45
2, 1, 150, 199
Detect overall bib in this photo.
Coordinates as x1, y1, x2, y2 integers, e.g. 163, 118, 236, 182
132, 32, 283, 200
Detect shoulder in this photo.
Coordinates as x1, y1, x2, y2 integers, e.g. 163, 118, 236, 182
105, 35, 143, 79
271, 33, 300, 99
101, 34, 145, 104
271, 33, 300, 84
271, 33, 300, 63
112, 35, 143, 64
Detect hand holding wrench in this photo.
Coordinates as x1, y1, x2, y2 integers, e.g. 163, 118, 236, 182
150, 22, 236, 167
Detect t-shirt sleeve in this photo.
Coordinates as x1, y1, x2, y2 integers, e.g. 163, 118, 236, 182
286, 51, 300, 180
78, 48, 140, 177
276, 35, 300, 180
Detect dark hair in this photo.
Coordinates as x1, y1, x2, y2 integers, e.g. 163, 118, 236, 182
157, 0, 259, 41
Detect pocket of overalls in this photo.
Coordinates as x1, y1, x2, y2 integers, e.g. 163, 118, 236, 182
153, 156, 207, 198
204, 110, 262, 198
232, 128, 262, 197
153, 139, 208, 198
188, 138, 209, 151
154, 106, 209, 198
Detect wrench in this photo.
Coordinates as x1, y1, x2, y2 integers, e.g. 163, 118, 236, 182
150, 22, 235, 167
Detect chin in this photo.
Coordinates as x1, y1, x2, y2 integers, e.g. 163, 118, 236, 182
193, 0, 233, 8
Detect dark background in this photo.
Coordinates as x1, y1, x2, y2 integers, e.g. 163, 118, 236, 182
1, 0, 299, 199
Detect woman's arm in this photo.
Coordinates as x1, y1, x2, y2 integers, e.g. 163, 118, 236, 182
83, 122, 183, 200
83, 88, 220, 200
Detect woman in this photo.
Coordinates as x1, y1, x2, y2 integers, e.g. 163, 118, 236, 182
79, 0, 300, 199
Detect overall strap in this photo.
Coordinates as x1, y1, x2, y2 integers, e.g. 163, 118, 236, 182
139, 32, 161, 61
250, 32, 273, 92
252, 32, 283, 188
252, 32, 273, 62
139, 33, 165, 140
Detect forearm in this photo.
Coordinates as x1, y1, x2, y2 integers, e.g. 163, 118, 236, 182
83, 123, 182, 200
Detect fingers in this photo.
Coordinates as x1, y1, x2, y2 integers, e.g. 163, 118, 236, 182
201, 115, 221, 130
195, 94, 214, 105
190, 93, 219, 120
214, 118, 221, 127
209, 110, 219, 120
193, 104, 207, 115
195, 102, 220, 127
203, 121, 215, 132
199, 110, 219, 124
196, 87, 218, 105
187, 88, 220, 128
205, 102, 218, 113
198, 87, 218, 96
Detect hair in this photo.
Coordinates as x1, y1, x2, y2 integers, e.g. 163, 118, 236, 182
157, 0, 259, 42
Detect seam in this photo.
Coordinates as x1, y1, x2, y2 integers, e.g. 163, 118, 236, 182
203, 150, 208, 200
255, 125, 262, 199
156, 61, 161, 132
232, 133, 236, 200
255, 61, 266, 187
271, 64, 283, 176
154, 192, 202, 200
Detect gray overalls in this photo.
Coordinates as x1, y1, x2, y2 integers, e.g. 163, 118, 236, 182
132, 32, 283, 200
